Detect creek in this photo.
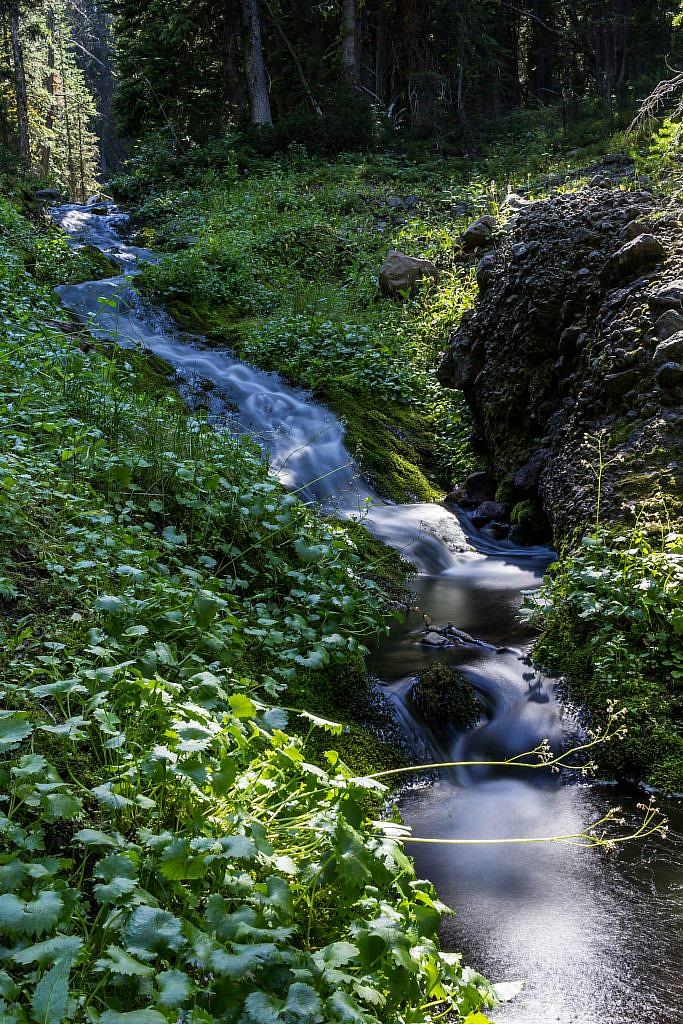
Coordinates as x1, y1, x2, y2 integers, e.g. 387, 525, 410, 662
53, 201, 682, 1024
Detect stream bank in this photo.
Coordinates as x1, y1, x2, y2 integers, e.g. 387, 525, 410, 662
53, 200, 683, 1024
439, 184, 683, 791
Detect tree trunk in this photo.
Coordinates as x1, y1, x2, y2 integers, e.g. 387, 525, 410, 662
40, 5, 56, 176
375, 0, 389, 103
528, 0, 557, 104
398, 0, 437, 133
341, 0, 359, 86
9, 0, 30, 160
241, 0, 273, 126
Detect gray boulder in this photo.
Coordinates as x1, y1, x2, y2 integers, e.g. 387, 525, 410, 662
655, 310, 683, 341
654, 331, 683, 365
605, 233, 664, 281
378, 249, 438, 298
514, 449, 549, 492
472, 500, 506, 526
649, 280, 683, 312
460, 216, 495, 252
447, 470, 497, 508
655, 361, 683, 391
604, 368, 638, 397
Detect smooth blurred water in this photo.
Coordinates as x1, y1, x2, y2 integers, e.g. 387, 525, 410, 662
53, 201, 683, 1024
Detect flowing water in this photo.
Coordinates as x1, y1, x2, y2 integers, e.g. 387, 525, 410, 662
53, 202, 683, 1023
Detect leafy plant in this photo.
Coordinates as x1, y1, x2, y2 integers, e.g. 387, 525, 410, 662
0, 196, 501, 1022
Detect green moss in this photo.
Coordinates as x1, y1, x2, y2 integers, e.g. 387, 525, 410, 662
510, 499, 547, 543
411, 664, 482, 734
156, 298, 445, 502
329, 389, 443, 502
341, 519, 414, 601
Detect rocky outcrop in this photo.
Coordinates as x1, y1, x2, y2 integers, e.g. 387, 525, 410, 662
379, 249, 438, 297
439, 187, 683, 540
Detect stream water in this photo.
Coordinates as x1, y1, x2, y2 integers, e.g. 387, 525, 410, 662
53, 201, 682, 1024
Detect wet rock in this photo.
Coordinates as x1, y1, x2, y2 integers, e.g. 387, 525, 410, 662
655, 361, 683, 391
460, 216, 495, 252
654, 332, 683, 365
472, 500, 506, 526
410, 663, 482, 734
34, 188, 60, 201
513, 449, 550, 493
87, 204, 110, 216
488, 521, 511, 539
378, 249, 438, 297
422, 631, 451, 648
604, 234, 664, 282
649, 280, 683, 312
448, 470, 497, 507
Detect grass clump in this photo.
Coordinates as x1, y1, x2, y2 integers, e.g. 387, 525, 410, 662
0, 195, 502, 1021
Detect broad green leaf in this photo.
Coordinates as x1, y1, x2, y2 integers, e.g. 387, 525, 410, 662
94, 595, 126, 613
241, 991, 283, 1024
294, 539, 327, 562
31, 956, 70, 1024
0, 891, 65, 938
39, 717, 87, 741
0, 861, 27, 893
0, 711, 32, 751
94, 853, 137, 881
491, 980, 524, 1002
42, 791, 82, 821
159, 840, 207, 881
12, 935, 82, 967
325, 991, 369, 1023
122, 625, 149, 637
22, 890, 64, 937
294, 650, 327, 670
11, 754, 48, 778
93, 876, 138, 905
94, 945, 154, 977
209, 942, 278, 979
73, 829, 121, 847
0, 969, 18, 1000
162, 525, 187, 546
283, 983, 323, 1022
298, 710, 343, 735
315, 942, 360, 969
228, 693, 257, 719
156, 969, 192, 1007
100, 1012, 167, 1024
91, 783, 134, 810
125, 906, 186, 957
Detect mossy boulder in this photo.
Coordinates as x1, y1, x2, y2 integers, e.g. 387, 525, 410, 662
410, 663, 482, 734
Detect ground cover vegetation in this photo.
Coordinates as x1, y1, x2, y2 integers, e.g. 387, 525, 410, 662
0, 0, 681, 1017
0, 197, 512, 1021
116, 112, 682, 792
